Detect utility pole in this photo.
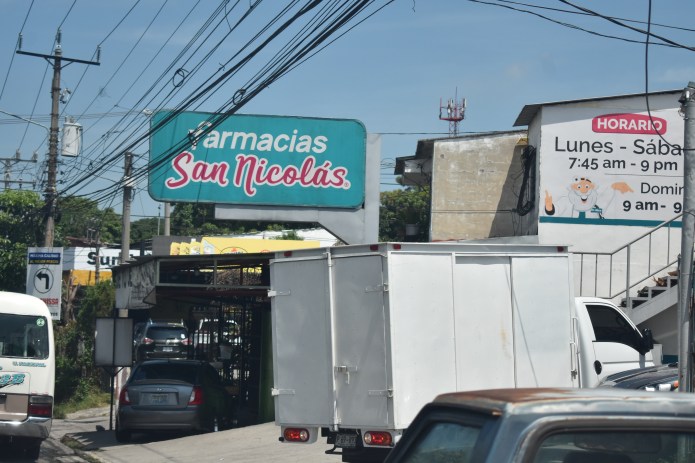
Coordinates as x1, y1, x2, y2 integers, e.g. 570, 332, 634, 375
678, 82, 695, 393
164, 202, 171, 236
1, 150, 37, 190
121, 152, 133, 264
88, 227, 101, 284
17, 31, 100, 247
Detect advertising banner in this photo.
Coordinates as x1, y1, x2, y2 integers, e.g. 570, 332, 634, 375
149, 111, 366, 208
168, 237, 321, 255
540, 106, 684, 227
26, 247, 63, 320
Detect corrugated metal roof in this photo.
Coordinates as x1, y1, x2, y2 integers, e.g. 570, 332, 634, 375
513, 89, 682, 127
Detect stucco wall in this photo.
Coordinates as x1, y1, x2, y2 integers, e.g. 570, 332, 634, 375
429, 131, 536, 241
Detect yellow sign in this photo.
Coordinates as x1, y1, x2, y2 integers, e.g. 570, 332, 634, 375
169, 237, 321, 255
68, 269, 112, 285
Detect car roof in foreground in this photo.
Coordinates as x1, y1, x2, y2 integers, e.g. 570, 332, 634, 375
433, 387, 695, 418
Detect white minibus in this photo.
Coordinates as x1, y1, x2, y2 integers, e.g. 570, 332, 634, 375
0, 292, 55, 458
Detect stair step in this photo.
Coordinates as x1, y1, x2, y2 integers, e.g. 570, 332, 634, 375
648, 287, 668, 298
629, 297, 649, 308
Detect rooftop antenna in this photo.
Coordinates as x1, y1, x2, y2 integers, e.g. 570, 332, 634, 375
439, 88, 466, 137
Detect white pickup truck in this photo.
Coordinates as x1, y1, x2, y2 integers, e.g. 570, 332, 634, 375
270, 243, 654, 463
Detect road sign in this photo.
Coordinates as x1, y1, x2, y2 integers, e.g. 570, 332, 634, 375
26, 247, 63, 320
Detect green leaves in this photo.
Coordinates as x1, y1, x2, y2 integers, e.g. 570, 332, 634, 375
379, 187, 431, 242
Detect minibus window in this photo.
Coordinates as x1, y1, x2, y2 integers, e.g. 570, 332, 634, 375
0, 314, 49, 359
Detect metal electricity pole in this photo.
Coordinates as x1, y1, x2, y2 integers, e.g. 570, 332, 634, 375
121, 152, 133, 264
17, 32, 100, 247
678, 82, 695, 392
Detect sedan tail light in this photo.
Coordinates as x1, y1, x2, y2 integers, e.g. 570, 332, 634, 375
181, 338, 192, 346
189, 386, 204, 405
142, 337, 154, 345
119, 387, 131, 405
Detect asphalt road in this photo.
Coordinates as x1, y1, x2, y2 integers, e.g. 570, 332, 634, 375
47, 406, 343, 463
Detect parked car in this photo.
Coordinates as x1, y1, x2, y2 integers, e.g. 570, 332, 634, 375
383, 388, 695, 463
116, 359, 234, 442
133, 320, 191, 363
599, 362, 679, 391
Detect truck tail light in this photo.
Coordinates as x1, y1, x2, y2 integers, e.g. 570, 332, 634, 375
364, 431, 393, 446
284, 427, 310, 442
28, 395, 53, 417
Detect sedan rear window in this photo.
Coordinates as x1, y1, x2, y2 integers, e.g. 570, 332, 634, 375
132, 363, 198, 384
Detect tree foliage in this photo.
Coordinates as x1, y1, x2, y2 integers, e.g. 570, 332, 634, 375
55, 281, 114, 403
379, 186, 431, 242
0, 190, 43, 291
57, 196, 121, 244
169, 202, 314, 237
131, 217, 160, 243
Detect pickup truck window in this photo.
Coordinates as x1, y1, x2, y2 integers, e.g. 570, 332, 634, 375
585, 304, 644, 352
532, 430, 695, 463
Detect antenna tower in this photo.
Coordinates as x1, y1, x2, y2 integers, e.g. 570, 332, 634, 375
439, 90, 466, 137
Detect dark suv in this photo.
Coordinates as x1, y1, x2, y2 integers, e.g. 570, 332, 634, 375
133, 321, 191, 363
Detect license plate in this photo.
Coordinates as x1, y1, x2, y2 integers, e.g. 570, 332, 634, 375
150, 393, 168, 405
162, 346, 173, 352
335, 433, 357, 448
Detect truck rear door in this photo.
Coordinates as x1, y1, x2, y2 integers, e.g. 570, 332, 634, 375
331, 254, 390, 428
270, 255, 334, 427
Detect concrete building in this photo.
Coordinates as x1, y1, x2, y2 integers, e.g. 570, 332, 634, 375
396, 130, 533, 241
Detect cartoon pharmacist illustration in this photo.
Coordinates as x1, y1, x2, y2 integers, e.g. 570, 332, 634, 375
545, 177, 633, 219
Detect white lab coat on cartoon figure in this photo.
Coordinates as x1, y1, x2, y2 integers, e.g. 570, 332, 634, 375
545, 177, 633, 219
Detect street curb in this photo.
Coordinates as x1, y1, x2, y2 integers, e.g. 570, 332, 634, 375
61, 434, 110, 463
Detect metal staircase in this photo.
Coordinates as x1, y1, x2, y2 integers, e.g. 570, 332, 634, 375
573, 213, 683, 311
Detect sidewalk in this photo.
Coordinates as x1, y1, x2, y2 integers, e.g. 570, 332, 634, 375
54, 406, 338, 463
49, 406, 112, 462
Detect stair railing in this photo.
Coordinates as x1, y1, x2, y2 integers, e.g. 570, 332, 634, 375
573, 213, 683, 309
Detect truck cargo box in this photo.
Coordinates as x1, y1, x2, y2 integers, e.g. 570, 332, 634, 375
270, 242, 576, 433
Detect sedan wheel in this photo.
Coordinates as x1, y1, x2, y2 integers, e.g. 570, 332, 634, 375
115, 418, 131, 443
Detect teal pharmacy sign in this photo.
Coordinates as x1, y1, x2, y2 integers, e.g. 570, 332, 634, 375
148, 111, 366, 208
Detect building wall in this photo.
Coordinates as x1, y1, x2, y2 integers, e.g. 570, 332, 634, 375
530, 93, 683, 302
429, 131, 535, 241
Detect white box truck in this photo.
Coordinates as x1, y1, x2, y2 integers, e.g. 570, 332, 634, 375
269, 243, 654, 463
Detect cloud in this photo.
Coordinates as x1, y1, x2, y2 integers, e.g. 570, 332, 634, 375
505, 63, 527, 79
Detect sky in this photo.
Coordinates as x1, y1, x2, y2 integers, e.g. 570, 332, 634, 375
0, 0, 693, 225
